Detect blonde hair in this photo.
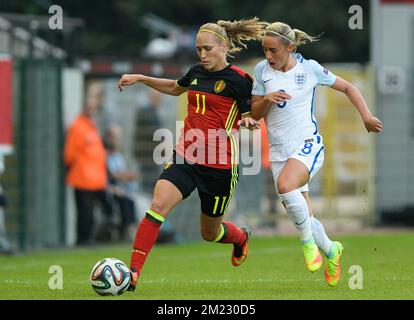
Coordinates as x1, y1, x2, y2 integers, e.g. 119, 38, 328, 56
198, 17, 267, 56
264, 22, 319, 48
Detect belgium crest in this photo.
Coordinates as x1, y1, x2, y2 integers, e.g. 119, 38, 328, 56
214, 80, 226, 93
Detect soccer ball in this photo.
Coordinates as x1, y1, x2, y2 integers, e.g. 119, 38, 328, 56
90, 258, 131, 296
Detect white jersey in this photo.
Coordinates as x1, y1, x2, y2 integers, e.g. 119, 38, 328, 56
252, 53, 336, 162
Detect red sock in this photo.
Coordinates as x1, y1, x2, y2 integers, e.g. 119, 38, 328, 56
218, 221, 246, 246
130, 213, 163, 274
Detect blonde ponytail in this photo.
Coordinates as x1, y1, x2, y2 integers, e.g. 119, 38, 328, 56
265, 22, 319, 48
292, 28, 320, 47
199, 17, 267, 56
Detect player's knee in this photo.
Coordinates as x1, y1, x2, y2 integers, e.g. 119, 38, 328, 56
149, 200, 168, 217
200, 229, 217, 242
277, 177, 295, 194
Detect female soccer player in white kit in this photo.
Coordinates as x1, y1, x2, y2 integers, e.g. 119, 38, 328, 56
251, 22, 383, 286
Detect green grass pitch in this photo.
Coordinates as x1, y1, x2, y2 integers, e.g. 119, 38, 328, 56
0, 232, 413, 300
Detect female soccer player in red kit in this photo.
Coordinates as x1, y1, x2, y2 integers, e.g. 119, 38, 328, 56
118, 18, 265, 291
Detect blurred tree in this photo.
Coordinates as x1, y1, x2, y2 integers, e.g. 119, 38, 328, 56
0, 0, 369, 63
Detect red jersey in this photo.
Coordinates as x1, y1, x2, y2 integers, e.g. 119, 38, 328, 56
175, 63, 252, 169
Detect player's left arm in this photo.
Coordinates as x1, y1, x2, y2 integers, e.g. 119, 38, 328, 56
331, 76, 383, 133
236, 76, 260, 130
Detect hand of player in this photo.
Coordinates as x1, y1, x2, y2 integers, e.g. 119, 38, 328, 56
363, 116, 383, 133
237, 114, 260, 130
264, 91, 291, 105
118, 74, 142, 92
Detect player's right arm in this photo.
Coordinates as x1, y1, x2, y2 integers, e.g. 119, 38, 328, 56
250, 60, 291, 120
118, 74, 187, 96
251, 93, 291, 120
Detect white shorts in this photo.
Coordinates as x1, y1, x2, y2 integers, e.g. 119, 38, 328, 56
270, 135, 325, 194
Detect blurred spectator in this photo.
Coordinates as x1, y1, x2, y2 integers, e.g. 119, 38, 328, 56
104, 124, 139, 242
134, 88, 163, 194
92, 81, 117, 134
260, 119, 278, 229
104, 123, 178, 244
0, 170, 12, 255
176, 26, 196, 61
144, 33, 178, 59
64, 83, 111, 246
178, 26, 196, 51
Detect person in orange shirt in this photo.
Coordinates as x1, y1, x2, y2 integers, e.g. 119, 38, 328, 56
260, 119, 278, 228
64, 82, 110, 246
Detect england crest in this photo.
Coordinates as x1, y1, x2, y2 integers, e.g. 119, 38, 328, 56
295, 73, 307, 86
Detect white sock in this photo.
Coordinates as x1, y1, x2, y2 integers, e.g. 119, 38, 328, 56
311, 216, 332, 256
279, 189, 313, 242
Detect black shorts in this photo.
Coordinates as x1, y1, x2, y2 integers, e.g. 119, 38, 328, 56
158, 151, 239, 217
